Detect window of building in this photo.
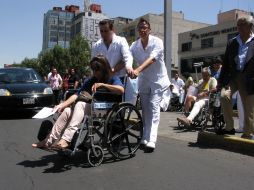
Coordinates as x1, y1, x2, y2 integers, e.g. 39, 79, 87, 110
58, 19, 64, 26
50, 37, 57, 42
50, 31, 58, 37
50, 25, 58, 30
76, 22, 81, 34
201, 38, 213, 49
181, 42, 192, 52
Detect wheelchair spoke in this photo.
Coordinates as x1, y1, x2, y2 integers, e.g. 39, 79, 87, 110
126, 130, 140, 140
124, 134, 132, 153
126, 107, 132, 121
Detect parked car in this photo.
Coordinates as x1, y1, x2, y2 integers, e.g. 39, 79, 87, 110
0, 67, 54, 111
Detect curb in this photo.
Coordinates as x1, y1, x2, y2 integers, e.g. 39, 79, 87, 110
197, 131, 254, 156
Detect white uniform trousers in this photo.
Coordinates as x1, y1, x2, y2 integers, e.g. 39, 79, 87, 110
140, 91, 163, 145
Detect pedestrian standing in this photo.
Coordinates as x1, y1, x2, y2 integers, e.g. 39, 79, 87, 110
218, 16, 254, 139
48, 67, 62, 104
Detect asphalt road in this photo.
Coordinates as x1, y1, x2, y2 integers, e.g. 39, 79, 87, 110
0, 111, 253, 190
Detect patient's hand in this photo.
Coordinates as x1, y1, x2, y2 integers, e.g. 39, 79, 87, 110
53, 103, 64, 113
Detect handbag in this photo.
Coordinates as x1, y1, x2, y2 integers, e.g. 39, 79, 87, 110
76, 91, 92, 103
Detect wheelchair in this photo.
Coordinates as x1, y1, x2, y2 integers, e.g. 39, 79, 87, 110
37, 88, 143, 167
178, 91, 225, 132
168, 93, 183, 112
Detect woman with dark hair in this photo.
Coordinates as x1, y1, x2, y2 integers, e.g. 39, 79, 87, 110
32, 55, 124, 149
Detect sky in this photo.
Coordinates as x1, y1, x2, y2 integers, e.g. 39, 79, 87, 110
0, 0, 253, 68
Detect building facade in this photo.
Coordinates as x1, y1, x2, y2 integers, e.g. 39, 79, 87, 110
42, 5, 80, 51
115, 11, 210, 68
178, 9, 254, 76
71, 4, 108, 47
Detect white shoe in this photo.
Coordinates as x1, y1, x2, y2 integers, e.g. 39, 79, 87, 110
146, 142, 156, 149
141, 139, 148, 145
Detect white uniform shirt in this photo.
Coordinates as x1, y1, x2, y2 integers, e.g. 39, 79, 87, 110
92, 33, 133, 77
130, 35, 170, 94
171, 77, 185, 91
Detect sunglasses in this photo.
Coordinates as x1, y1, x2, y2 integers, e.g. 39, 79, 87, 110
100, 29, 110, 33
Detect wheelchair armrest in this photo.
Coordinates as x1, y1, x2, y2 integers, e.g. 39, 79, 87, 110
93, 90, 122, 103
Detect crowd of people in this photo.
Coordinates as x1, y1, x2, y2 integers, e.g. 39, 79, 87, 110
176, 15, 254, 140
32, 15, 254, 154
46, 67, 83, 104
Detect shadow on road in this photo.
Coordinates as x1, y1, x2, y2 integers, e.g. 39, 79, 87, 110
17, 150, 128, 173
0, 110, 36, 120
188, 141, 254, 157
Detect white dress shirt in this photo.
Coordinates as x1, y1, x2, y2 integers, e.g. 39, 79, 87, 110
92, 33, 133, 77
130, 35, 170, 94
171, 77, 185, 91
236, 33, 254, 71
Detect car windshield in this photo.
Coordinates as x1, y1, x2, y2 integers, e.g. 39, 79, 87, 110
0, 68, 43, 84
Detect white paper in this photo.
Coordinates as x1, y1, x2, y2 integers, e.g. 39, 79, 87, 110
32, 107, 56, 119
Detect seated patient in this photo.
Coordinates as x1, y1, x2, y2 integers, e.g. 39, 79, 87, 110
177, 67, 217, 127
32, 55, 124, 149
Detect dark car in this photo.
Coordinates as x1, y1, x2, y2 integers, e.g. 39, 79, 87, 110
0, 67, 54, 111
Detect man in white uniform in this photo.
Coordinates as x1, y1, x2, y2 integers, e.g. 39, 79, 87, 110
171, 72, 185, 104
130, 18, 170, 152
92, 19, 134, 79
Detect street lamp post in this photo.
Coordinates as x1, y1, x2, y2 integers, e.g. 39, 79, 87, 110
164, 0, 172, 80
193, 62, 203, 82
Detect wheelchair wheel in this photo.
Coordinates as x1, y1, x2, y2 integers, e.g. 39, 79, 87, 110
105, 103, 143, 159
87, 145, 104, 167
37, 120, 53, 141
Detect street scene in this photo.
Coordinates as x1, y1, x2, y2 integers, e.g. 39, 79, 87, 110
1, 0, 254, 190
0, 111, 254, 190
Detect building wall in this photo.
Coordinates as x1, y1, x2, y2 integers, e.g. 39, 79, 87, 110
72, 11, 108, 47
115, 12, 210, 68
42, 9, 77, 51
178, 21, 238, 75
218, 9, 252, 24
178, 9, 253, 76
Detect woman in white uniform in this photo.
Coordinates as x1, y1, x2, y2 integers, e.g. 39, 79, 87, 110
130, 18, 170, 152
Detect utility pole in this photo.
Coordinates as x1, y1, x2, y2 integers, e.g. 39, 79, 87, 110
164, 0, 172, 79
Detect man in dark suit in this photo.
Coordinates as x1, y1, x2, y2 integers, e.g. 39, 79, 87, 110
218, 16, 254, 139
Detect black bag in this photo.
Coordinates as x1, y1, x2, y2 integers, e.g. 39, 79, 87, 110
76, 91, 92, 103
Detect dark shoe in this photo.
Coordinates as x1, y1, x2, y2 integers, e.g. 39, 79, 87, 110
144, 147, 154, 153
177, 117, 191, 127
216, 128, 235, 135
241, 134, 254, 140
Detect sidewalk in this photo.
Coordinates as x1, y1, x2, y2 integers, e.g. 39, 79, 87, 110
158, 111, 254, 156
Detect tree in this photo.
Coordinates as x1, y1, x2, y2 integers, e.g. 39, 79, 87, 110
20, 58, 39, 69
38, 45, 70, 76
18, 34, 91, 79
69, 34, 91, 77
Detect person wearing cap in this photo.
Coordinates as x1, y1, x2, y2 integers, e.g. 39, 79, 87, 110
218, 16, 254, 139
177, 67, 217, 127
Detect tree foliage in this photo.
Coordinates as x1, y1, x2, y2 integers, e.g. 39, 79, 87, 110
69, 34, 91, 77
18, 35, 91, 78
